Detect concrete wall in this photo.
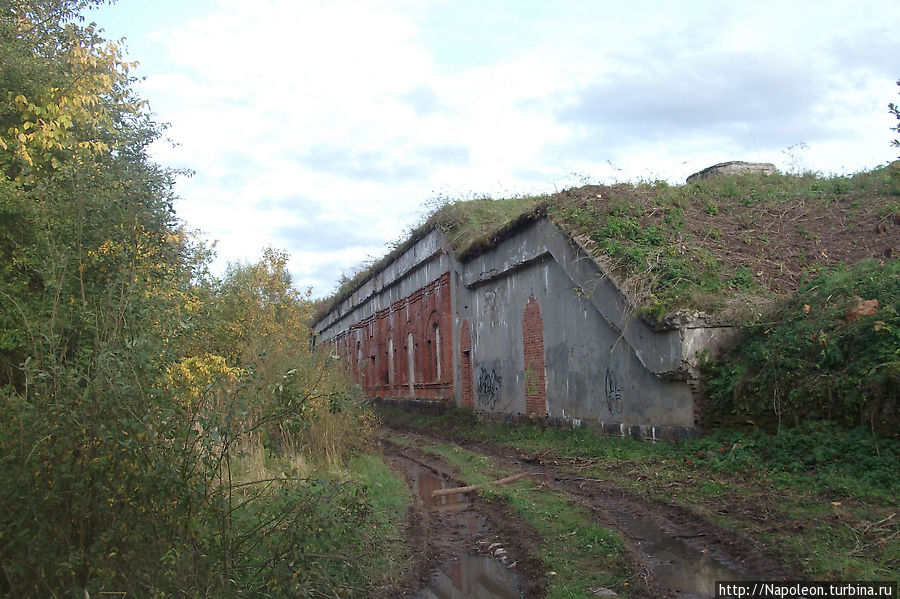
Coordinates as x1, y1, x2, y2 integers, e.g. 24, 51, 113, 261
314, 218, 736, 438
314, 229, 452, 338
453, 220, 697, 437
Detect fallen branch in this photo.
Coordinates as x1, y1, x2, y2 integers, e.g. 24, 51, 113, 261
433, 473, 533, 497
556, 477, 605, 483
862, 512, 895, 533
849, 530, 899, 556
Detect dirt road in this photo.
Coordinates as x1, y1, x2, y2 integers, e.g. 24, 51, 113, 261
381, 423, 786, 598
381, 438, 546, 598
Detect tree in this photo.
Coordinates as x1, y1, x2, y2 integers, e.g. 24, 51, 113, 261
890, 79, 900, 157
0, 1, 201, 594
1, 4, 369, 596
0, 0, 140, 183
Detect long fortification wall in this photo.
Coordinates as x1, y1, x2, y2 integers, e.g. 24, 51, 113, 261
314, 218, 737, 439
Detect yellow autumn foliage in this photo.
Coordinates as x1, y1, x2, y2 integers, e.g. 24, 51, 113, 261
165, 353, 245, 410
1, 28, 141, 182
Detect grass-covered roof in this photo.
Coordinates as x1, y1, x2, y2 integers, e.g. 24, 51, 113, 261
313, 165, 899, 326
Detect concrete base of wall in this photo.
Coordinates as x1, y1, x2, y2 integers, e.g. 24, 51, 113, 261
475, 411, 698, 442
373, 397, 697, 442
372, 396, 455, 416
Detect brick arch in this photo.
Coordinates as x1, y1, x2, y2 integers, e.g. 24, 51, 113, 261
425, 310, 441, 382
522, 295, 546, 417
459, 319, 474, 410
401, 323, 415, 397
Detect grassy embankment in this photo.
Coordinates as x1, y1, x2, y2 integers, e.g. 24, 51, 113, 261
319, 166, 899, 326
229, 441, 412, 597
382, 406, 898, 580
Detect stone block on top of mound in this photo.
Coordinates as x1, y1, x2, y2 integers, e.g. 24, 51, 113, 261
686, 161, 777, 184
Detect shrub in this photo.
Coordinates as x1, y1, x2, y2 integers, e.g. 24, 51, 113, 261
703, 259, 899, 434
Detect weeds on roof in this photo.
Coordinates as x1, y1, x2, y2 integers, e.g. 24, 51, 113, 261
313, 165, 899, 327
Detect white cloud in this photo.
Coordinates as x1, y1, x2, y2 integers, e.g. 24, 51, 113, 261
94, 0, 900, 295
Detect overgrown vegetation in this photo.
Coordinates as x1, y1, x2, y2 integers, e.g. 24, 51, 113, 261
0, 2, 408, 596
704, 259, 899, 433
382, 407, 899, 578
383, 407, 899, 503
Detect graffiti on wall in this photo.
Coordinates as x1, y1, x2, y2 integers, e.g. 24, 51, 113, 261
477, 367, 502, 409
605, 368, 623, 416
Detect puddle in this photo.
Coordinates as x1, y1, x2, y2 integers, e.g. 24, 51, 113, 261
414, 468, 470, 513
405, 455, 749, 597
417, 555, 523, 599
603, 499, 747, 598
409, 464, 523, 599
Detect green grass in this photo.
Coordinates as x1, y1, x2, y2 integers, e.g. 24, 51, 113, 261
425, 194, 545, 259
382, 407, 898, 502
703, 259, 899, 433
226, 450, 412, 597
406, 439, 634, 598
343, 452, 413, 593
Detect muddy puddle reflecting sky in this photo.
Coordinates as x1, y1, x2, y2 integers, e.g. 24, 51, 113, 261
603, 498, 747, 598
417, 555, 522, 599
411, 466, 524, 599
409, 461, 748, 598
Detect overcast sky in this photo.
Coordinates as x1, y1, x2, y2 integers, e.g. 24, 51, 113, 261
90, 0, 900, 296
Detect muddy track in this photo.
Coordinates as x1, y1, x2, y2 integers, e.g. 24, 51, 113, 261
378, 438, 547, 598
384, 424, 790, 598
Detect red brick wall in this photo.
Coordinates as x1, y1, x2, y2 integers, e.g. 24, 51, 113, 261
459, 319, 473, 410
522, 295, 546, 417
332, 272, 452, 400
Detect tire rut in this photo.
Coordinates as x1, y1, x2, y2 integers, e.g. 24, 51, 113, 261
385, 424, 790, 599
379, 438, 547, 598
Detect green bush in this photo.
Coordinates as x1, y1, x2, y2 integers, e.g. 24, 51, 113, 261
703, 259, 899, 433
0, 3, 388, 596
684, 422, 899, 500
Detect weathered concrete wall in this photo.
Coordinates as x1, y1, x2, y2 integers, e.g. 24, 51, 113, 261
314, 217, 737, 438
454, 228, 696, 436
686, 161, 776, 184
314, 229, 453, 340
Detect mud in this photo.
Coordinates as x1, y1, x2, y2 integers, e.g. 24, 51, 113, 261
380, 440, 546, 598
383, 424, 789, 598
471, 439, 788, 587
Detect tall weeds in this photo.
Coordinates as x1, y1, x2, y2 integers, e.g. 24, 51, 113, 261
0, 4, 388, 595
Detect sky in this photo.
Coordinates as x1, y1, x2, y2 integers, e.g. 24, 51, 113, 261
88, 0, 900, 297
